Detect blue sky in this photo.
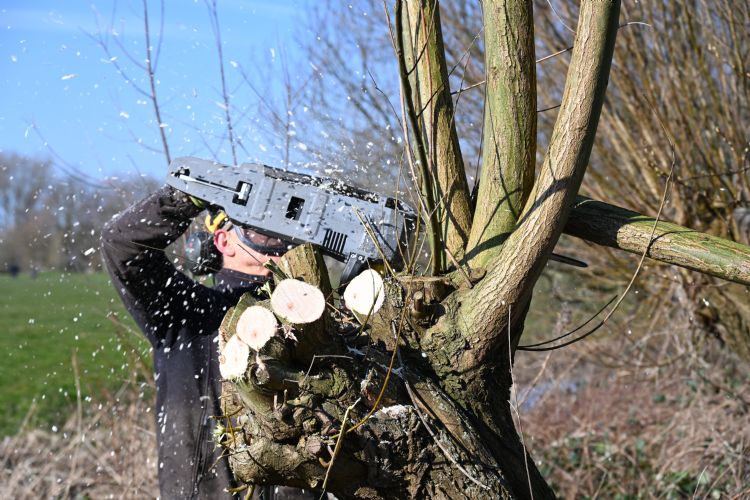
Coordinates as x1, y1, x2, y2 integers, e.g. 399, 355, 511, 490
0, 1, 311, 181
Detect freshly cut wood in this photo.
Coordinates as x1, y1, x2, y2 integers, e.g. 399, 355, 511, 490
270, 279, 326, 324
219, 334, 250, 380
343, 269, 385, 316
236, 305, 278, 350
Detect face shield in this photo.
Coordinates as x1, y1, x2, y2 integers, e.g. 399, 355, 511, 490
233, 225, 292, 256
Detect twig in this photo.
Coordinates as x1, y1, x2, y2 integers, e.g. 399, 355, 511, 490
62, 350, 84, 500
205, 0, 237, 164
517, 295, 618, 350
352, 207, 397, 277
364, 69, 423, 273
537, 103, 562, 113
300, 355, 354, 388
320, 397, 361, 498
545, 0, 576, 34
140, 0, 171, 165
381, 4, 431, 274
444, 245, 473, 288
455, 21, 654, 92
517, 351, 552, 409
506, 304, 534, 499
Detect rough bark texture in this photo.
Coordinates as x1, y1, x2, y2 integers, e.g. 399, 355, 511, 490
566, 196, 750, 286
404, 0, 473, 262
420, 2, 622, 493
396, 0, 443, 273
465, 0, 536, 269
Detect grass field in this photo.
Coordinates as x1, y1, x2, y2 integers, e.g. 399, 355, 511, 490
0, 271, 150, 436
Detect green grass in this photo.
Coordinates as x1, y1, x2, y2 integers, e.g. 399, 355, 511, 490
0, 272, 150, 436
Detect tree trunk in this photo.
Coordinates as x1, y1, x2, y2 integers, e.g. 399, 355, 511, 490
403, 0, 473, 263
219, 1, 624, 498
220, 245, 517, 498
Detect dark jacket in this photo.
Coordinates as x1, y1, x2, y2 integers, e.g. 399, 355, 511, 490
101, 186, 266, 499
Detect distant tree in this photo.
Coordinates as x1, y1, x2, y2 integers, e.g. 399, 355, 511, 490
42, 175, 160, 272
0, 153, 51, 231
0, 153, 52, 271
0, 152, 158, 272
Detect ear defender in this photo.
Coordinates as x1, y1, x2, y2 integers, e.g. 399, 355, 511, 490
181, 209, 229, 276
184, 231, 222, 276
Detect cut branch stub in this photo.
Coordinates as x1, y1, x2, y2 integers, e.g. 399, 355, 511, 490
236, 305, 279, 351
219, 334, 250, 380
270, 278, 326, 324
343, 269, 385, 317
277, 243, 332, 296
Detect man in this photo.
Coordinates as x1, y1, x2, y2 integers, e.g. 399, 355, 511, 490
101, 185, 291, 498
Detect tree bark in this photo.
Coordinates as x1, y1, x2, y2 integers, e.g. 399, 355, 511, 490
395, 0, 444, 274
403, 0, 473, 262
421, 2, 622, 492
453, 0, 622, 362
465, 0, 536, 269
566, 196, 750, 286
220, 245, 515, 498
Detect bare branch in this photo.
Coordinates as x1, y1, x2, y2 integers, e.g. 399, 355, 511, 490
204, 0, 238, 164
394, 0, 443, 274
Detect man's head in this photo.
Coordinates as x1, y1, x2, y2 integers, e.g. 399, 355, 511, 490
208, 211, 290, 276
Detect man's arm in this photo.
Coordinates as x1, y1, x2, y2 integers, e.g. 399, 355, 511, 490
101, 186, 217, 347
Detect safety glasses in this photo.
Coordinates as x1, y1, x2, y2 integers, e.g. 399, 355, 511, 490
233, 226, 291, 256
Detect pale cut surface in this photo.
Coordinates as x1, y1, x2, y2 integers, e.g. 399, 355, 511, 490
219, 334, 250, 380
270, 279, 326, 324
236, 305, 278, 350
343, 269, 385, 315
